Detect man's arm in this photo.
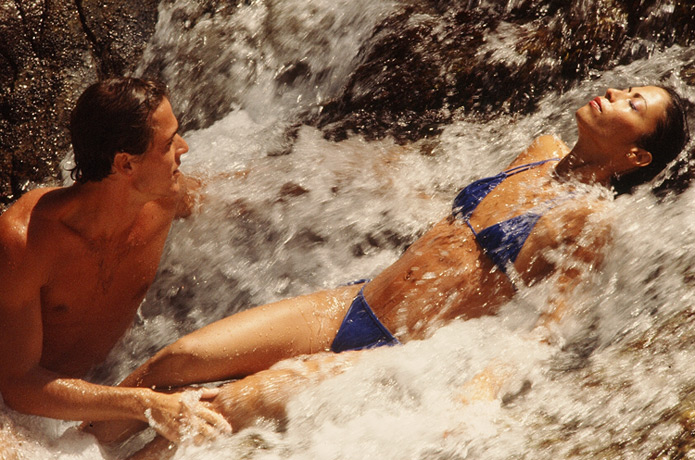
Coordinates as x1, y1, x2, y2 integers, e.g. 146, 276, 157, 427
123, 352, 361, 459
0, 223, 229, 443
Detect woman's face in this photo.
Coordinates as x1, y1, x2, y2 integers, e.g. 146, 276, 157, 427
575, 85, 671, 157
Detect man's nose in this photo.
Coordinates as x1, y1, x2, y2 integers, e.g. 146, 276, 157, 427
176, 135, 189, 155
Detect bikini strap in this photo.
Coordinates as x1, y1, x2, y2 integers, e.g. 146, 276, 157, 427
461, 157, 564, 234
502, 158, 561, 176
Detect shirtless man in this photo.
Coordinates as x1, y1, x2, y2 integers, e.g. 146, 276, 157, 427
0, 77, 231, 443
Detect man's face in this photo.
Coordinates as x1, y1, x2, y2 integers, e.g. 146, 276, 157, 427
131, 98, 189, 199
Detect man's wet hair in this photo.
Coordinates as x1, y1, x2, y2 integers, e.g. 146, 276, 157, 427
70, 77, 169, 183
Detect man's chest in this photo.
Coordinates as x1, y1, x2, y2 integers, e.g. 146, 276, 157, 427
40, 234, 166, 324
36, 228, 170, 372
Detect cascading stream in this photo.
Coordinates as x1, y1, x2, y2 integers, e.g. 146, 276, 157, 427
3, 0, 695, 458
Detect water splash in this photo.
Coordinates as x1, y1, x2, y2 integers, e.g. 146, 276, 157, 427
6, 1, 695, 459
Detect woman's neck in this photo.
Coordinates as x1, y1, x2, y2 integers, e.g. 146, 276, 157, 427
554, 141, 614, 187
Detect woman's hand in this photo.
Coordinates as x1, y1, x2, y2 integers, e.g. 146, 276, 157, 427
457, 361, 515, 405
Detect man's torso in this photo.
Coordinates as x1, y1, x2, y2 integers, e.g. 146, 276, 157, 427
2, 187, 175, 376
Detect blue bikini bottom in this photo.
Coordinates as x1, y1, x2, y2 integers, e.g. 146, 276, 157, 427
330, 287, 400, 353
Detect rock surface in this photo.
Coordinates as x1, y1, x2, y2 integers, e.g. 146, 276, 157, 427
311, 0, 695, 142
1, 0, 694, 206
0, 0, 158, 206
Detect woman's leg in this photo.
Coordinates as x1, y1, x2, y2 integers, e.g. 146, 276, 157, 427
124, 352, 361, 459
211, 351, 358, 430
120, 284, 362, 389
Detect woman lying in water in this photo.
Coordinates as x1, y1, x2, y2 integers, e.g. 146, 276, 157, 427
91, 85, 690, 445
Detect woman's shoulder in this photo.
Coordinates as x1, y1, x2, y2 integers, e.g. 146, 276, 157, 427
532, 134, 570, 155
520, 195, 612, 278
508, 135, 570, 168
544, 190, 614, 246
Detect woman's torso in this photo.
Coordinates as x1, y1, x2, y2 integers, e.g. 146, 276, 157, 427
364, 135, 577, 340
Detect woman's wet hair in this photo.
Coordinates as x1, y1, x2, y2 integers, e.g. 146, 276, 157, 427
611, 86, 691, 196
69, 77, 169, 183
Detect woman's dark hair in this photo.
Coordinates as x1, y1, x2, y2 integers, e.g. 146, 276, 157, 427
69, 77, 169, 183
611, 86, 690, 196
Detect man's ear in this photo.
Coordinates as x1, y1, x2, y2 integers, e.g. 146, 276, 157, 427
113, 152, 137, 176
628, 147, 652, 168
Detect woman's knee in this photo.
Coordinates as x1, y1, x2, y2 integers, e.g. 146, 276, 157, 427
167, 334, 207, 358
141, 336, 210, 384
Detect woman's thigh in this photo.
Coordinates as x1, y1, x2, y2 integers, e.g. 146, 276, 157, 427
167, 283, 363, 376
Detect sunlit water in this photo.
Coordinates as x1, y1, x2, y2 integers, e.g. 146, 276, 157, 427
3, 0, 695, 458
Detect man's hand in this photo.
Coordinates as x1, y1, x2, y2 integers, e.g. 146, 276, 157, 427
143, 390, 232, 444
84, 388, 231, 445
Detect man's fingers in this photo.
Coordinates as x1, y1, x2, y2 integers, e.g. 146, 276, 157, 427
155, 422, 182, 444
176, 404, 232, 442
195, 406, 232, 434
178, 409, 231, 445
191, 421, 219, 446
199, 387, 220, 400
148, 393, 232, 445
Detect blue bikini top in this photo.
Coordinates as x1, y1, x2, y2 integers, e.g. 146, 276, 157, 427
452, 158, 562, 274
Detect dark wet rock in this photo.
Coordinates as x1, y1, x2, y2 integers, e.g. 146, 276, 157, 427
278, 181, 309, 199
682, 62, 695, 86
134, 0, 246, 134
314, 5, 491, 143
92, 0, 695, 147
1, 0, 94, 205
2, 0, 694, 207
0, 0, 158, 207
310, 0, 695, 143
78, 0, 159, 77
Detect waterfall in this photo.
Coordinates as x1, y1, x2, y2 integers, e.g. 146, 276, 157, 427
5, 0, 695, 458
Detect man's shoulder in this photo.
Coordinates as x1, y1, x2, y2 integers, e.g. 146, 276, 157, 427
0, 188, 60, 264
2, 187, 59, 218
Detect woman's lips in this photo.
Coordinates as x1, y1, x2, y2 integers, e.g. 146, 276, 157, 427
590, 96, 603, 113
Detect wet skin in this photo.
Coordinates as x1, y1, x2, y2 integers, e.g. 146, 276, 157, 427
3, 98, 188, 377
89, 86, 673, 445
0, 97, 231, 442
120, 86, 671, 385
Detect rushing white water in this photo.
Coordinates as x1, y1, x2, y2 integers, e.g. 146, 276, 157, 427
4, 0, 695, 458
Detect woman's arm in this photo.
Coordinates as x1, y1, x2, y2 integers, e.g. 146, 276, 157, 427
527, 199, 611, 341
459, 199, 611, 402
